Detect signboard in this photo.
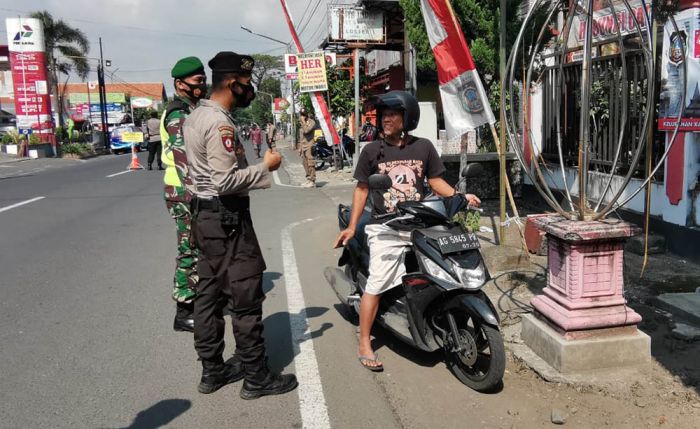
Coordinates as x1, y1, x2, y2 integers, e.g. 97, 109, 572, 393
121, 132, 143, 143
568, 0, 649, 48
274, 97, 290, 112
285, 52, 337, 80
68, 92, 126, 104
329, 7, 385, 43
6, 17, 53, 136
658, 7, 700, 132
297, 52, 328, 93
130, 96, 153, 108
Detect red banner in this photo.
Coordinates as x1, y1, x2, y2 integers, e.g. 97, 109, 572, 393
658, 117, 700, 132
6, 17, 53, 140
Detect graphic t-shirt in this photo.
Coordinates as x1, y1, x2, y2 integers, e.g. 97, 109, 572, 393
353, 136, 446, 219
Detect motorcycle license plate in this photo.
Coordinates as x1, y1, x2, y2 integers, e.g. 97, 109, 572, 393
437, 232, 480, 254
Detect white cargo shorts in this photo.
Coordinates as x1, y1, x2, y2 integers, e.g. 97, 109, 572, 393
364, 223, 412, 295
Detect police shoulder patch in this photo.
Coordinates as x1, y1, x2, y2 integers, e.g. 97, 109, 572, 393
219, 125, 236, 153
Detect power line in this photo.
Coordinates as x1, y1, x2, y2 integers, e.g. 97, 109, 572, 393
297, 0, 324, 38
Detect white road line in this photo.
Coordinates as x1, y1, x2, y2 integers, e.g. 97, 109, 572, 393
273, 170, 303, 188
0, 196, 45, 213
281, 218, 330, 429
105, 170, 132, 178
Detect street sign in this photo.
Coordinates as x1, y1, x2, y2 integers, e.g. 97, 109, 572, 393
285, 52, 337, 80
329, 7, 385, 43
297, 52, 329, 93
121, 132, 143, 143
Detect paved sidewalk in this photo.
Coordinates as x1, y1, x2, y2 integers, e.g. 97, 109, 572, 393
276, 137, 355, 188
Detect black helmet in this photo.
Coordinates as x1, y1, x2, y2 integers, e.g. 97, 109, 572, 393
372, 91, 420, 132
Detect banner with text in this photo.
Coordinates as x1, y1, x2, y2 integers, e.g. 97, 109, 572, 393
6, 17, 53, 137
297, 52, 329, 93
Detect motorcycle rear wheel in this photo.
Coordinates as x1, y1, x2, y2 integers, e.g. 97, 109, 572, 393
442, 312, 505, 392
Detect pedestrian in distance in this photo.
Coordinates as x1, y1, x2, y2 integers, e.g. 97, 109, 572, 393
266, 121, 277, 149
333, 91, 481, 371
299, 110, 316, 188
251, 124, 263, 158
160, 56, 208, 333
183, 51, 298, 399
146, 111, 164, 170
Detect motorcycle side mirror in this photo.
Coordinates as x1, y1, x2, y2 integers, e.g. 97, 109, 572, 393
368, 174, 392, 190
461, 163, 484, 178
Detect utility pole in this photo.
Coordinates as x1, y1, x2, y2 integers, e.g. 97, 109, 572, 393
98, 37, 109, 152
353, 48, 360, 173
498, 0, 507, 244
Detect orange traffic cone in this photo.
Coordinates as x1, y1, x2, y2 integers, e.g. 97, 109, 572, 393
128, 143, 145, 170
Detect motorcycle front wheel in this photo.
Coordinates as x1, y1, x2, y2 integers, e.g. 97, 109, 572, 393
440, 311, 505, 392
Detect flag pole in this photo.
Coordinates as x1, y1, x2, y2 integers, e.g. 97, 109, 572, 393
499, 0, 507, 245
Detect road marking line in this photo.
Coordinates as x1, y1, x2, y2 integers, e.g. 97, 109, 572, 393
0, 196, 45, 213
273, 170, 303, 188
106, 170, 132, 178
281, 218, 330, 429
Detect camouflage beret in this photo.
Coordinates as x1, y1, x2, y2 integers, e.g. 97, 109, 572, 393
171, 56, 205, 79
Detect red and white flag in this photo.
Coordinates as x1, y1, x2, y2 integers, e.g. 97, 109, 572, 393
419, 0, 496, 139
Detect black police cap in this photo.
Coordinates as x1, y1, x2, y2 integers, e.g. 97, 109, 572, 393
208, 51, 255, 75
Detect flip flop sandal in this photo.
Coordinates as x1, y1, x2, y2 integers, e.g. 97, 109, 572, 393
358, 354, 384, 372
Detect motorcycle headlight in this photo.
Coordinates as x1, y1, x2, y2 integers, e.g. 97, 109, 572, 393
452, 260, 487, 290
417, 252, 486, 290
417, 252, 459, 286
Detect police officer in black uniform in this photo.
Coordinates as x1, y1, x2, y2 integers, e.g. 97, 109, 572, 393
183, 52, 298, 399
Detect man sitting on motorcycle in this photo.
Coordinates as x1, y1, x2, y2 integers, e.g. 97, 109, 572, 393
333, 91, 480, 371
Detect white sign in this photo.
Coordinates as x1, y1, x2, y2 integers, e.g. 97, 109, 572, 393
35, 80, 47, 95
330, 7, 385, 43
130, 96, 153, 108
5, 17, 45, 53
285, 52, 338, 80
568, 0, 648, 47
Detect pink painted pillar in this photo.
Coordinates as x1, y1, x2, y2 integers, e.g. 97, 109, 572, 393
530, 215, 642, 336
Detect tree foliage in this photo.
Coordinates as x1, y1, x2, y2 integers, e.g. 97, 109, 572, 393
251, 54, 283, 88
399, 0, 525, 87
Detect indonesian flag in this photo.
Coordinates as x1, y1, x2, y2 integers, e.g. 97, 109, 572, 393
419, 0, 496, 139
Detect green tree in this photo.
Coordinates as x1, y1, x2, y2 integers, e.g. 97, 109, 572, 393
248, 77, 282, 125
30, 11, 90, 131
251, 54, 283, 88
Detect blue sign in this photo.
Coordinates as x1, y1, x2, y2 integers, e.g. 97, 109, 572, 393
90, 103, 123, 113
19, 128, 32, 135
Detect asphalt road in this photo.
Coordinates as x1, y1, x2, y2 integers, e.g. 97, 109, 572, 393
0, 144, 563, 429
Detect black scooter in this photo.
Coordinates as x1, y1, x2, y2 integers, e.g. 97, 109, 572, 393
325, 164, 505, 392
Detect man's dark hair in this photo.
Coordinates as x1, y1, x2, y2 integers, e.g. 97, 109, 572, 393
212, 72, 240, 91
150, 111, 159, 119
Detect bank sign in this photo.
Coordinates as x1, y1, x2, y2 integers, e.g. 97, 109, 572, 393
5, 17, 53, 136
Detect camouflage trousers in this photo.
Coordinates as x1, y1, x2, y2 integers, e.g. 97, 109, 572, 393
165, 193, 198, 303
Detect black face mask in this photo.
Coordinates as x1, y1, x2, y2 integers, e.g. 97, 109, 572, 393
181, 80, 207, 101
230, 81, 256, 108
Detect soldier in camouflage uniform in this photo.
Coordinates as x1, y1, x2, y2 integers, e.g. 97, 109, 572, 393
160, 57, 208, 332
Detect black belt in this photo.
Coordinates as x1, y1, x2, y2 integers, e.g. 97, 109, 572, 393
192, 196, 250, 212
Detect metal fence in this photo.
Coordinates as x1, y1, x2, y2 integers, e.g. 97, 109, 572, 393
540, 50, 664, 178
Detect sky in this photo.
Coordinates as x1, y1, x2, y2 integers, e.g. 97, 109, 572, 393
0, 0, 352, 94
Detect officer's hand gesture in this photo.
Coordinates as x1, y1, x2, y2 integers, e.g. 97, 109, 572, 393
263, 149, 282, 172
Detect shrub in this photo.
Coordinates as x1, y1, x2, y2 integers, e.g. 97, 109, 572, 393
28, 134, 41, 145
1, 134, 13, 145
61, 142, 94, 156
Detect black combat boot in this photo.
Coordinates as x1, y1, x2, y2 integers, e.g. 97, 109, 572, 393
173, 302, 194, 333
239, 359, 298, 400
198, 357, 245, 394
147, 163, 153, 170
